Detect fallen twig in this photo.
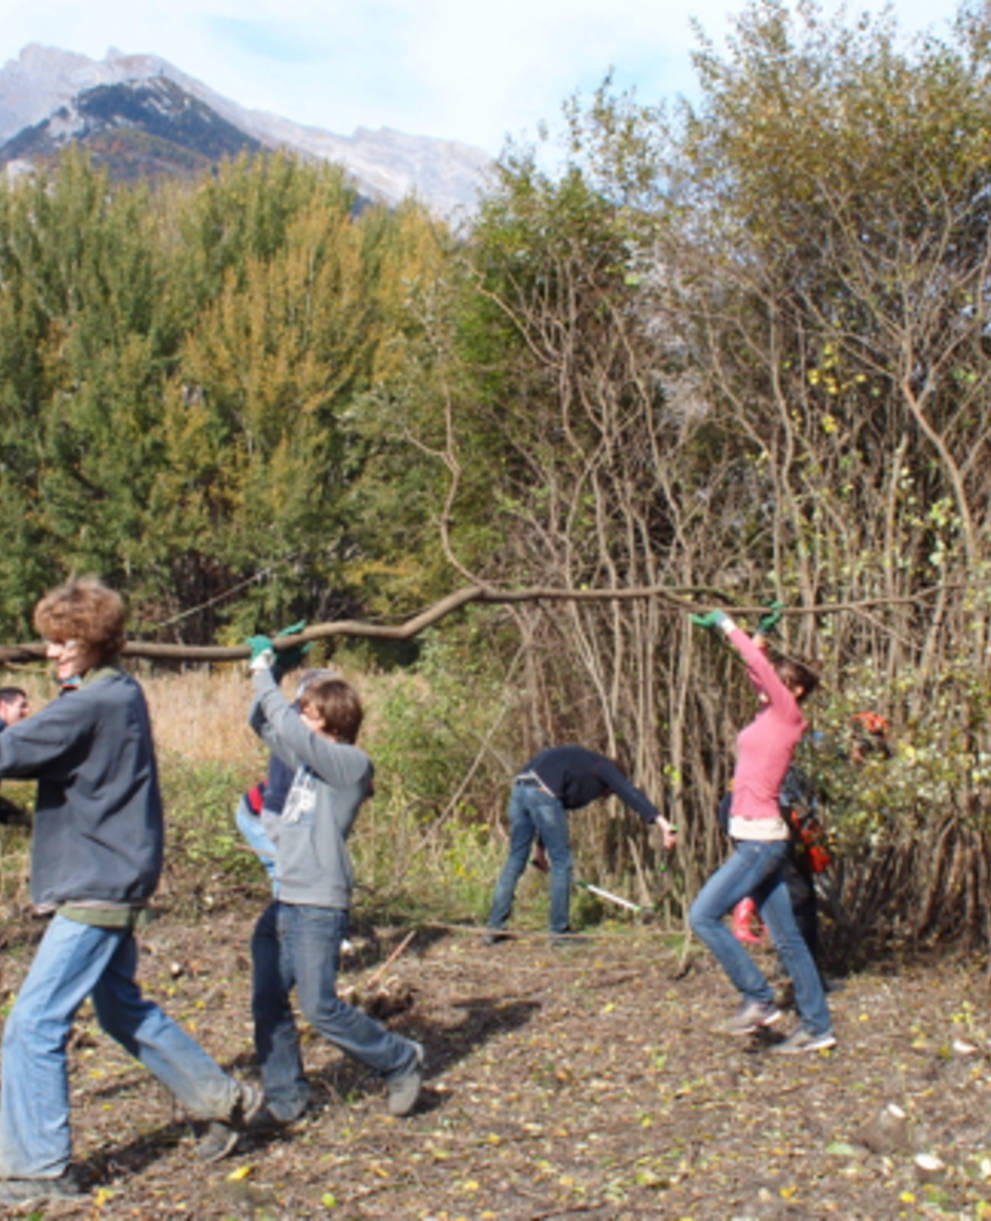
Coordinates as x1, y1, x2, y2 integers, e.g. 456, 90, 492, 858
366, 929, 417, 989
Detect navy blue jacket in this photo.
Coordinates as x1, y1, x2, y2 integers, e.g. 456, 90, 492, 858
523, 746, 661, 823
0, 666, 163, 907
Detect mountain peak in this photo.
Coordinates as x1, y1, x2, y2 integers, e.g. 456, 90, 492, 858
0, 44, 491, 215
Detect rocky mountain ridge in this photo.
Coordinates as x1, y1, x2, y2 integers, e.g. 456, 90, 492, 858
0, 44, 492, 217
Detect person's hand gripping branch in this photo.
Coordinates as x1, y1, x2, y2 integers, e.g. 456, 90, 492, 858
690, 609, 729, 630
754, 600, 784, 650
246, 634, 276, 673
271, 620, 312, 680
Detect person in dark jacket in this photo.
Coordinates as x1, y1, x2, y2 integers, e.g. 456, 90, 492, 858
0, 687, 28, 729
0, 686, 29, 823
0, 578, 262, 1209
485, 745, 677, 940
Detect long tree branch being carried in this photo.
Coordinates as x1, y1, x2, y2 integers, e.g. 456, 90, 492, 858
0, 583, 953, 664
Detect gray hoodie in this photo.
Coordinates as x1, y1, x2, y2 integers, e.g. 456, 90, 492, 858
249, 669, 372, 909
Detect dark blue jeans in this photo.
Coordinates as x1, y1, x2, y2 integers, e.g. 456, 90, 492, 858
487, 781, 572, 933
251, 901, 419, 1121
689, 839, 832, 1037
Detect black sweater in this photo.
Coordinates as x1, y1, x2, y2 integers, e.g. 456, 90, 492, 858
522, 746, 661, 823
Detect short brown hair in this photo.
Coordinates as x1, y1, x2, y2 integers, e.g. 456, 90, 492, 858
300, 678, 363, 743
33, 577, 126, 664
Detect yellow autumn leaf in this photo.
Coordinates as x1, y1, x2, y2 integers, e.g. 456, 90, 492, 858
227, 1164, 253, 1181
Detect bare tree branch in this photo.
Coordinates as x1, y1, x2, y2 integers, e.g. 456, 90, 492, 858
0, 583, 952, 664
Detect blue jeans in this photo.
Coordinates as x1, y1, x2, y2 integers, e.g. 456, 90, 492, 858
251, 901, 419, 1121
235, 795, 279, 894
0, 914, 241, 1179
487, 781, 572, 933
689, 840, 832, 1037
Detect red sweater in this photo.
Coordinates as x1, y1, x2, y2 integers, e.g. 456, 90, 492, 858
727, 628, 807, 823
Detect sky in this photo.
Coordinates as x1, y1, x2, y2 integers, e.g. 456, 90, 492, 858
0, 0, 964, 156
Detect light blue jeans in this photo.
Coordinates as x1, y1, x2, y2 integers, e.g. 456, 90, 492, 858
689, 839, 832, 1037
487, 781, 573, 933
0, 914, 241, 1179
251, 901, 419, 1122
235, 794, 279, 894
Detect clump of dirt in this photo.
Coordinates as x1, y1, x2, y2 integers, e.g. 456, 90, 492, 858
4, 902, 991, 1219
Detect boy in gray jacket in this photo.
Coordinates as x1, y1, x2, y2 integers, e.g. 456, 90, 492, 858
245, 636, 423, 1123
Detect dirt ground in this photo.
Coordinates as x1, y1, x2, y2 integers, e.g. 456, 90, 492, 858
4, 900, 991, 1221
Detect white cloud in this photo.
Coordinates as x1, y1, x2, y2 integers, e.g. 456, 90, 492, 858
0, 0, 963, 154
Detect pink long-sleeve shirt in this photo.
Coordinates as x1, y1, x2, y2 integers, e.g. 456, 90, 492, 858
726, 627, 807, 835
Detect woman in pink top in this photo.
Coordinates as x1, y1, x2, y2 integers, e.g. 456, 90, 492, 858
688, 609, 834, 1053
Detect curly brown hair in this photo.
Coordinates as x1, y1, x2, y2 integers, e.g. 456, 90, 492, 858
300, 678, 363, 743
33, 577, 126, 664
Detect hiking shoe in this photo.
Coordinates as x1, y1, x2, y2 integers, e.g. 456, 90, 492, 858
723, 999, 783, 1035
231, 1080, 265, 1127
196, 1080, 266, 1163
245, 1103, 291, 1133
773, 1026, 836, 1054
387, 1041, 424, 1116
0, 1170, 82, 1206
483, 929, 511, 945
549, 929, 590, 947
195, 1120, 240, 1163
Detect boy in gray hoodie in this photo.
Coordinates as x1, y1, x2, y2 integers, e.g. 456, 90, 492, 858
245, 636, 423, 1124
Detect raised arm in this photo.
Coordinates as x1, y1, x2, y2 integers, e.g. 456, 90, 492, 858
250, 666, 368, 789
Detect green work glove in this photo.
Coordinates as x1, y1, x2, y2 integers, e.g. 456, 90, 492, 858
757, 600, 784, 636
272, 620, 312, 678
690, 609, 728, 630
245, 634, 275, 671
275, 620, 307, 639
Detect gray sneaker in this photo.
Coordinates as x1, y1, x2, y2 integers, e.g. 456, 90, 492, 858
773, 1026, 837, 1054
231, 1080, 265, 1127
723, 999, 783, 1035
195, 1080, 266, 1163
0, 1170, 82, 1206
195, 1120, 240, 1163
387, 1041, 425, 1116
548, 929, 590, 948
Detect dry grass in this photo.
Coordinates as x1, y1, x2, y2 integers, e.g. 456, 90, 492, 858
3, 659, 388, 765
140, 665, 261, 764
